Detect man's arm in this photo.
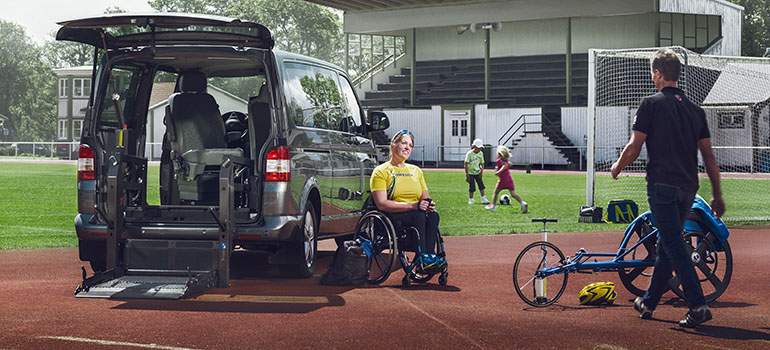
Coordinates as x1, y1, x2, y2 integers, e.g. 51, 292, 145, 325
611, 130, 647, 179
698, 138, 725, 217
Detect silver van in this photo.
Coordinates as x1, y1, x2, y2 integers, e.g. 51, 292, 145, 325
63, 13, 389, 293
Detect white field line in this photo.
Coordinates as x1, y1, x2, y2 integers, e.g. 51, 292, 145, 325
39, 336, 199, 350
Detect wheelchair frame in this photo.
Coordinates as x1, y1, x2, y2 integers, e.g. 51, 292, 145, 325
513, 199, 733, 307
354, 210, 448, 286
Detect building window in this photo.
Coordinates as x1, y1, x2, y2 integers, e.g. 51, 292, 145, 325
73, 78, 91, 97
718, 110, 744, 129
58, 120, 68, 140
659, 13, 721, 53
72, 120, 83, 140
59, 79, 68, 98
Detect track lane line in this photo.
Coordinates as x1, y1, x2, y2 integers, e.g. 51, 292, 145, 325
39, 336, 199, 350
386, 288, 486, 349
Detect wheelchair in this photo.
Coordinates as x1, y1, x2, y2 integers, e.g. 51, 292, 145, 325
353, 208, 448, 286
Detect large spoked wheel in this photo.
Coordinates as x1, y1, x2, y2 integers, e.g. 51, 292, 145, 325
354, 211, 398, 284
618, 217, 657, 297
513, 241, 568, 307
399, 228, 445, 284
669, 228, 733, 303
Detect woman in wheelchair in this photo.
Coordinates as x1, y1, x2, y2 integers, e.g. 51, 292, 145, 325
366, 130, 447, 285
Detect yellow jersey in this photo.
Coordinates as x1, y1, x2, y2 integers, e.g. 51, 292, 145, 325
370, 161, 428, 203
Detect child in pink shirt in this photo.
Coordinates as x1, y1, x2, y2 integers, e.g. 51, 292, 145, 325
485, 145, 528, 213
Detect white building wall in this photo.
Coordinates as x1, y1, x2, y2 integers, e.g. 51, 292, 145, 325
660, 0, 743, 56
474, 105, 542, 147
58, 100, 67, 117
509, 132, 569, 165
382, 106, 442, 162
71, 99, 88, 117
561, 106, 588, 151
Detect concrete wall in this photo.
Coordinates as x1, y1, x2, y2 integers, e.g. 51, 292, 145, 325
345, 0, 655, 34
414, 14, 657, 61
509, 132, 569, 165
571, 14, 657, 53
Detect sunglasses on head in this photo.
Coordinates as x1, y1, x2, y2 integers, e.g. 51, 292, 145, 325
397, 129, 414, 138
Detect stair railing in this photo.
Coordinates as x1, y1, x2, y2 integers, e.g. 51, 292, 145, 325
498, 113, 542, 146
352, 52, 406, 88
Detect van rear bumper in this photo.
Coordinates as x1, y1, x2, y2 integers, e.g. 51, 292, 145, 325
75, 213, 301, 243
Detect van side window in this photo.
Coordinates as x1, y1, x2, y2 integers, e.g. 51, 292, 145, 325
338, 76, 362, 129
283, 62, 344, 130
99, 66, 143, 129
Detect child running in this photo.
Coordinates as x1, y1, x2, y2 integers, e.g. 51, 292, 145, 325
485, 145, 528, 213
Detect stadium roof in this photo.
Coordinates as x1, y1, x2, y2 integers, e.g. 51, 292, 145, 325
304, 0, 501, 12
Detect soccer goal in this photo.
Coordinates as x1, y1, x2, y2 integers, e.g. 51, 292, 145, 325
586, 47, 770, 222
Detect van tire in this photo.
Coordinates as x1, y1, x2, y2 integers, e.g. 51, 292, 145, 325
279, 202, 317, 278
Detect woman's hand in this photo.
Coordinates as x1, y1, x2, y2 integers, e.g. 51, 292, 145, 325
418, 198, 435, 212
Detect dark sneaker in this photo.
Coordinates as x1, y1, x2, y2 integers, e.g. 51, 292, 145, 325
634, 297, 653, 319
679, 305, 712, 328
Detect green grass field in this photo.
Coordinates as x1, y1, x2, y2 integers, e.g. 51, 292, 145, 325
0, 162, 761, 249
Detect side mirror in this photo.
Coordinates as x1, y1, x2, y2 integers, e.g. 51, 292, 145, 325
367, 111, 390, 131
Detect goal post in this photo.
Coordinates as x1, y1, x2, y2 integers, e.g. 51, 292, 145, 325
587, 46, 770, 222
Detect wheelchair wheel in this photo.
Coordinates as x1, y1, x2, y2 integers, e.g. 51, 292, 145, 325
354, 211, 398, 284
669, 226, 732, 303
617, 216, 657, 297
399, 228, 445, 284
513, 241, 568, 307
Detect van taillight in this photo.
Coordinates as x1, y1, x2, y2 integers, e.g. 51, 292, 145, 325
265, 146, 290, 182
77, 144, 95, 180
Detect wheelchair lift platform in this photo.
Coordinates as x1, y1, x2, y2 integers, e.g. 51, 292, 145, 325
75, 152, 242, 299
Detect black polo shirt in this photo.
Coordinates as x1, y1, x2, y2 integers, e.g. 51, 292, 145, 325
632, 86, 711, 192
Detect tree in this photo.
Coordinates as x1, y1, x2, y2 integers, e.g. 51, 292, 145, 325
0, 20, 56, 141
149, 0, 344, 65
727, 0, 770, 57
42, 40, 93, 68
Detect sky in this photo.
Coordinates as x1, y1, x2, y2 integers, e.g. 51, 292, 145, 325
1, 0, 155, 45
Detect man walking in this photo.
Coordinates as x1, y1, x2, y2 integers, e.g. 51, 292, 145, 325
611, 48, 725, 328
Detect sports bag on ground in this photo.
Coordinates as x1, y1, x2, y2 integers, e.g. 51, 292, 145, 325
606, 200, 638, 223
320, 239, 369, 286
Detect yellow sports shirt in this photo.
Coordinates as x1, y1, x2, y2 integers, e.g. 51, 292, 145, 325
370, 161, 428, 203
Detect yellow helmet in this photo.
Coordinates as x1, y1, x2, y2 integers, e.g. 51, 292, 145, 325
578, 282, 617, 305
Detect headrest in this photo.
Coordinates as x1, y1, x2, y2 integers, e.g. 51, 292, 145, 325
251, 84, 269, 104
179, 72, 207, 92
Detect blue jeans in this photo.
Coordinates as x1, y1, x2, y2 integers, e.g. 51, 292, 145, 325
642, 183, 706, 310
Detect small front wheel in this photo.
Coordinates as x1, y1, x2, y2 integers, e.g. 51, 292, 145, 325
513, 241, 568, 307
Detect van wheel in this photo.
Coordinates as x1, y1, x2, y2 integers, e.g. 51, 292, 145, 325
279, 202, 317, 278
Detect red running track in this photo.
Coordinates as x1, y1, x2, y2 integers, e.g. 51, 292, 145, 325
1, 226, 769, 349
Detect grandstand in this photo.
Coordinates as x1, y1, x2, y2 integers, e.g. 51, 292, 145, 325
306, 0, 745, 167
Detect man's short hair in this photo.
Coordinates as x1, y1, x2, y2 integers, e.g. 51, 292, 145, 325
650, 48, 681, 82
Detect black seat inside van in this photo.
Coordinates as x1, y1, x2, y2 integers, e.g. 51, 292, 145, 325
166, 71, 242, 203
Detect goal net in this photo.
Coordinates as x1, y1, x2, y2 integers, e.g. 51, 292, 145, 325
587, 47, 770, 222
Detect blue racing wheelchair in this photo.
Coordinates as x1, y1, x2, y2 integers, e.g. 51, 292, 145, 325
513, 196, 733, 307
354, 204, 448, 286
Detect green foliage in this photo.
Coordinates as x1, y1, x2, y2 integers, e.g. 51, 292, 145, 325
42, 40, 93, 68
149, 0, 344, 65
727, 0, 770, 57
0, 20, 56, 142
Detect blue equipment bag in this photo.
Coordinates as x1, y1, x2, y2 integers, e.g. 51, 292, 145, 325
606, 200, 638, 223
